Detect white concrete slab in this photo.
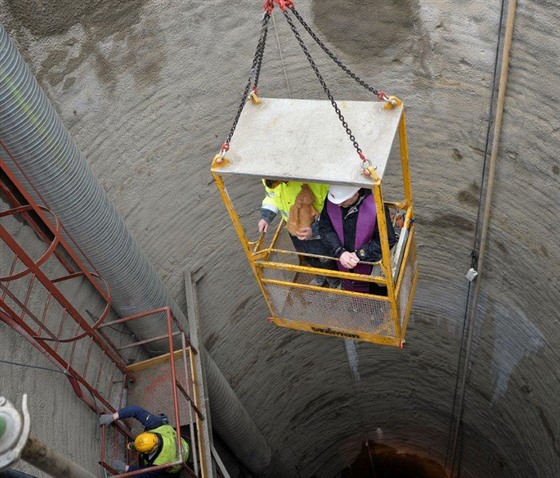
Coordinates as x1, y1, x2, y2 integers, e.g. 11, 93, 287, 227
215, 98, 403, 187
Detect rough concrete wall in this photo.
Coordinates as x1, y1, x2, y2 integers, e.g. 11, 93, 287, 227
0, 201, 144, 477
0, 1, 558, 478
0, 197, 95, 477
0, 325, 101, 477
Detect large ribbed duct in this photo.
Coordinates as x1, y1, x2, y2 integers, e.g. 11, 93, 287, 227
0, 23, 284, 477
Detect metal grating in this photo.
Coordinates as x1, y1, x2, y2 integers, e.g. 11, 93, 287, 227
126, 356, 194, 431
265, 280, 395, 338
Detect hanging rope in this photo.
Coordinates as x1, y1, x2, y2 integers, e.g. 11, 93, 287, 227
279, 8, 372, 170
271, 11, 292, 98
344, 340, 378, 478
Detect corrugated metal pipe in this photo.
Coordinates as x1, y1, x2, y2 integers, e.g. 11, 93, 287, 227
0, 23, 284, 477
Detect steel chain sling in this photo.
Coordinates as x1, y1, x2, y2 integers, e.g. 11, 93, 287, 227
289, 6, 387, 100
218, 2, 387, 172
281, 9, 370, 166
219, 13, 271, 156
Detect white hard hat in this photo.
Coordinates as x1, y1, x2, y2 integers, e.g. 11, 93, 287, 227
328, 185, 360, 205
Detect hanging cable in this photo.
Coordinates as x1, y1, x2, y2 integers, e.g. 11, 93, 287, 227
0, 358, 100, 416
444, 1, 518, 476
0, 359, 73, 376
271, 12, 292, 98
344, 341, 378, 478
217, 0, 394, 171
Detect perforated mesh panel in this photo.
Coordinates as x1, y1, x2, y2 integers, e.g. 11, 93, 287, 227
257, 226, 418, 342
127, 356, 193, 429
264, 275, 395, 338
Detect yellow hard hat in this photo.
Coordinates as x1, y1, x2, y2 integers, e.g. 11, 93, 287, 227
134, 432, 159, 454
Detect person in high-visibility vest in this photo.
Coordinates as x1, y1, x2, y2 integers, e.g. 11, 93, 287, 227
259, 179, 339, 287
99, 405, 189, 477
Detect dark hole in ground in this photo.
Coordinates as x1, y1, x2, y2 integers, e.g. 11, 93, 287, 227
340, 443, 446, 478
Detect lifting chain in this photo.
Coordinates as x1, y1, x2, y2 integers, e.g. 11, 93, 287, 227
289, 6, 387, 101
280, 8, 371, 168
216, 12, 271, 161
216, 0, 391, 174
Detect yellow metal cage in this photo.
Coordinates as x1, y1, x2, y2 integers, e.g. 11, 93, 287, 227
211, 97, 417, 347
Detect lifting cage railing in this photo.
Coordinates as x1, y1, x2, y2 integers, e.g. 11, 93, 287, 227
211, 97, 418, 347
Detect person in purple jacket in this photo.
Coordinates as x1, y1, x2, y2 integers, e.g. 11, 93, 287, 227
319, 185, 396, 295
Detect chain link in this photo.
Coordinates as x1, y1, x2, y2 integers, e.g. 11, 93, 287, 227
253, 18, 269, 91
281, 10, 365, 158
289, 7, 384, 99
223, 6, 379, 162
223, 13, 271, 148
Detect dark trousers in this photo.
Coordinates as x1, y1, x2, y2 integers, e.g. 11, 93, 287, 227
342, 276, 388, 296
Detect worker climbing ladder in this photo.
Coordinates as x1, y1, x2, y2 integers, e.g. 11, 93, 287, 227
211, 0, 417, 347
0, 159, 220, 476
97, 307, 212, 477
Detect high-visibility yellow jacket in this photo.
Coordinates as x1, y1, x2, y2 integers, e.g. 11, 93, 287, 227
139, 424, 189, 474
261, 180, 329, 223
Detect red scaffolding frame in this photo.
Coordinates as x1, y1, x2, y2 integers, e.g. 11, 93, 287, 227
0, 158, 211, 476
98, 307, 204, 477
